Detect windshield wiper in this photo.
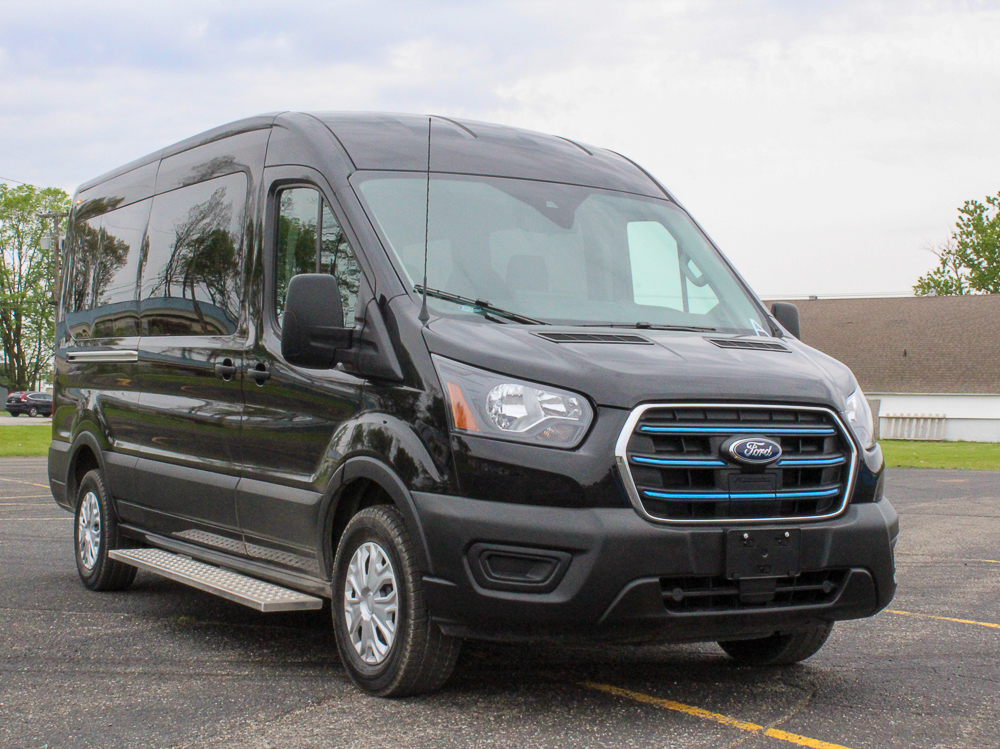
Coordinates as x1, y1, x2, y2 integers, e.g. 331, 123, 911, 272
579, 322, 717, 332
414, 286, 549, 325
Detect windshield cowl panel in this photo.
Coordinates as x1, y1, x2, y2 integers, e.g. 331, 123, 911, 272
354, 172, 772, 337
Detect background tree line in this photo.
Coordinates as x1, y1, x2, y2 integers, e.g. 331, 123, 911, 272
0, 183, 70, 392
915, 191, 1000, 295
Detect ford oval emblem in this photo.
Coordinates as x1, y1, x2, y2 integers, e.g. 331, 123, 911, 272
724, 436, 782, 466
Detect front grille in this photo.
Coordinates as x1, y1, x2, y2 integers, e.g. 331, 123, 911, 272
616, 404, 856, 523
660, 569, 848, 612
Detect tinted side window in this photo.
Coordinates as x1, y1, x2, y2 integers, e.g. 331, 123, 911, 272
65, 198, 151, 339
275, 187, 361, 327
141, 173, 247, 336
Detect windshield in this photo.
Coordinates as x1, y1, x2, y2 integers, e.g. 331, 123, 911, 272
353, 172, 770, 335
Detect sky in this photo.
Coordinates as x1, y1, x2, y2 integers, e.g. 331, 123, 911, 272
2, 0, 998, 299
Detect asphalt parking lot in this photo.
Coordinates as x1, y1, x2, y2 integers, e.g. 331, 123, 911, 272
2, 457, 998, 749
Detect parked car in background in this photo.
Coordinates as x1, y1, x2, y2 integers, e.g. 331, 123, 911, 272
6, 391, 54, 417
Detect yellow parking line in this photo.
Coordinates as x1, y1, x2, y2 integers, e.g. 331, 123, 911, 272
6, 517, 71, 521
581, 682, 853, 749
0, 477, 49, 489
0, 495, 53, 501
887, 609, 1000, 630
896, 553, 1000, 564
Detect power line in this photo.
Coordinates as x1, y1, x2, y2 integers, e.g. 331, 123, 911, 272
0, 176, 28, 185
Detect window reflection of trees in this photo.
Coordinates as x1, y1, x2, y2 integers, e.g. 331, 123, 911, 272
67, 197, 149, 338
275, 189, 361, 326
68, 197, 128, 314
149, 186, 240, 327
321, 204, 361, 324
143, 174, 246, 336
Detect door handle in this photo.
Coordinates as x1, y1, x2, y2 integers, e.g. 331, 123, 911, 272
215, 358, 238, 381
248, 362, 271, 384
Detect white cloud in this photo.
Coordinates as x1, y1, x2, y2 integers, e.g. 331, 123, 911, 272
1, 0, 998, 295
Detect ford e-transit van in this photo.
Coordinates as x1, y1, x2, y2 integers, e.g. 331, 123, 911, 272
49, 113, 897, 696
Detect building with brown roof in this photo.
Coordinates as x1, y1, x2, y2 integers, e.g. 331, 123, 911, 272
768, 295, 1000, 443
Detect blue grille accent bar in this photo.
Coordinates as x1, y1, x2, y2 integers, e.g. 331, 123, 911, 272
639, 425, 836, 435
776, 456, 846, 467
631, 456, 727, 467
643, 487, 841, 501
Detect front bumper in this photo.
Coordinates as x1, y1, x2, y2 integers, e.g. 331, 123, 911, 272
413, 491, 898, 642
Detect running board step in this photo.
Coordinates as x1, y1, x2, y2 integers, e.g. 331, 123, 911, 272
109, 548, 324, 612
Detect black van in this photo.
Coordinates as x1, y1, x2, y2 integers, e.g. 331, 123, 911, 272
49, 113, 897, 696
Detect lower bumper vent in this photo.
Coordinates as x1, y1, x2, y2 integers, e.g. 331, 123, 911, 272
659, 569, 848, 612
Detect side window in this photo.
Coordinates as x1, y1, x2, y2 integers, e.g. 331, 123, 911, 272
65, 198, 151, 339
275, 187, 361, 327
141, 173, 247, 336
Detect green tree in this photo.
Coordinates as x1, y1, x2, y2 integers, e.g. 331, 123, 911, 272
915, 192, 1000, 295
0, 183, 71, 390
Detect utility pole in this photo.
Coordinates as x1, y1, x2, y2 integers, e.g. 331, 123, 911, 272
39, 211, 69, 307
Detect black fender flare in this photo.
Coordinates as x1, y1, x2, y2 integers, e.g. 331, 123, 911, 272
65, 430, 110, 500
325, 456, 434, 576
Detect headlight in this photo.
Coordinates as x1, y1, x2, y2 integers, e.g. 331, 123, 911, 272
433, 355, 594, 448
844, 387, 876, 450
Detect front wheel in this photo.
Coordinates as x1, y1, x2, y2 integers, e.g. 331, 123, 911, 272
332, 506, 460, 697
718, 623, 833, 666
74, 469, 136, 591
28, 406, 38, 417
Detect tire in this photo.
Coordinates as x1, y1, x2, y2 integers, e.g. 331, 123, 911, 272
718, 623, 833, 666
74, 469, 136, 591
332, 505, 461, 697
29, 407, 38, 417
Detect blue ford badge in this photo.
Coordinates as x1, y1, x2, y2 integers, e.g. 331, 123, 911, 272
725, 436, 782, 466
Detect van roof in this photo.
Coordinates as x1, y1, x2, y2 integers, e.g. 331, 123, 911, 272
78, 112, 669, 199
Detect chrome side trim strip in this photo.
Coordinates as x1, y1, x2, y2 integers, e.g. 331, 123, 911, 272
66, 349, 138, 363
614, 402, 859, 526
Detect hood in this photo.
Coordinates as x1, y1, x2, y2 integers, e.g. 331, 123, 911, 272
422, 318, 858, 412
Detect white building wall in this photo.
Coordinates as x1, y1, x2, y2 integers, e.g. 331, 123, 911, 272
870, 393, 1000, 443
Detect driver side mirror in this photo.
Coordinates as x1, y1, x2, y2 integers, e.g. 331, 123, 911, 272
281, 274, 353, 368
770, 302, 801, 340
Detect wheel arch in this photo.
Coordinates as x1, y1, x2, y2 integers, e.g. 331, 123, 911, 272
65, 432, 108, 508
321, 456, 434, 579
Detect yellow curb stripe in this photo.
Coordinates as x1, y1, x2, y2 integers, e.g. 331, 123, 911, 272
581, 682, 853, 749
0, 477, 49, 488
887, 609, 1000, 630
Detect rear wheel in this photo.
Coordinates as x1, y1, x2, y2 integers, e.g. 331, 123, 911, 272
718, 623, 833, 666
332, 505, 460, 696
74, 469, 136, 591
28, 406, 38, 417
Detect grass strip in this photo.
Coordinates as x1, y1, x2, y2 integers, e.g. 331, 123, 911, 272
0, 425, 52, 457
880, 439, 1000, 470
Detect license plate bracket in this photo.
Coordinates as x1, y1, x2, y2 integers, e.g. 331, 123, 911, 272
726, 528, 801, 580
